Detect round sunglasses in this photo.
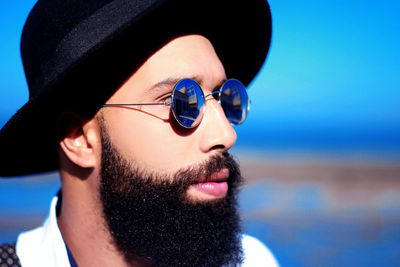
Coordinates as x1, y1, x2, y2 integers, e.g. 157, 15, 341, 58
103, 78, 249, 128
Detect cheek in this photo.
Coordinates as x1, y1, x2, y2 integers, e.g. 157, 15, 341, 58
105, 108, 197, 173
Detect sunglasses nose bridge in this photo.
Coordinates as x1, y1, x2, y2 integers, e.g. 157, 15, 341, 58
204, 91, 221, 101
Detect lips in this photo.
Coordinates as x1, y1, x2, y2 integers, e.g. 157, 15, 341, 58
190, 169, 229, 199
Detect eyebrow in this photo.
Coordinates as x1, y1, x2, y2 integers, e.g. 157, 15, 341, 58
146, 76, 227, 95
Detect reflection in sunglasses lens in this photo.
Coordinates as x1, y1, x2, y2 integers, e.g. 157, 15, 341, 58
220, 79, 248, 125
172, 79, 205, 128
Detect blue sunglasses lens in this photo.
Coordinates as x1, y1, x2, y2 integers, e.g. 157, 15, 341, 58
220, 79, 249, 125
171, 78, 248, 128
172, 79, 205, 128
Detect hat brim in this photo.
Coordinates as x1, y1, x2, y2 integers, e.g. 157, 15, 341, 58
0, 0, 272, 177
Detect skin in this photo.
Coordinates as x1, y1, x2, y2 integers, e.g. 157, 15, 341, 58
57, 34, 237, 267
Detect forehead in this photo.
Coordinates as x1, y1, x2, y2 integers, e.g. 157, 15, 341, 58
108, 34, 226, 102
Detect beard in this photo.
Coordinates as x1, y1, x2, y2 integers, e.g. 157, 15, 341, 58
99, 126, 244, 267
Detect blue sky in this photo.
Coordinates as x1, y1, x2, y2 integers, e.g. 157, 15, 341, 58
1, 0, 399, 151
253, 0, 400, 126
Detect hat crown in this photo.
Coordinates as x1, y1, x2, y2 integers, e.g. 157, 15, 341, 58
21, 0, 160, 99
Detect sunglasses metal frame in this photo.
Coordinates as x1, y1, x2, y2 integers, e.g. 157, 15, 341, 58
102, 78, 249, 128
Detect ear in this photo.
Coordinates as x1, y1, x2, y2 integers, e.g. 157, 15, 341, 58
58, 113, 100, 169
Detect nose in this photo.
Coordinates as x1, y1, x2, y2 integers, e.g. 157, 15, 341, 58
197, 98, 237, 153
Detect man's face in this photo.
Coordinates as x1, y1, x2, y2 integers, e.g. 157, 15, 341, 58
97, 34, 244, 266
100, 34, 237, 202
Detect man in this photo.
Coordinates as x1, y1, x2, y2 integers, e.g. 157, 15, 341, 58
0, 0, 278, 266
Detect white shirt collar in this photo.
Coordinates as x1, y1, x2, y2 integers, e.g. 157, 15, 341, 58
16, 196, 71, 267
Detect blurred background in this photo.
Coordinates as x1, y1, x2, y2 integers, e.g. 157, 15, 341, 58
1, 0, 399, 266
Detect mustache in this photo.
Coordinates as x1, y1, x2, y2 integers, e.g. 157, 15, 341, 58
165, 151, 242, 187
101, 134, 242, 197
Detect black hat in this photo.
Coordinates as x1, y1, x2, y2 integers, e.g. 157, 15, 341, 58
0, 0, 272, 177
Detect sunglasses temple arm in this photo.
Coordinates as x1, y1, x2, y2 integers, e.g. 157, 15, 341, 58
103, 103, 172, 107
